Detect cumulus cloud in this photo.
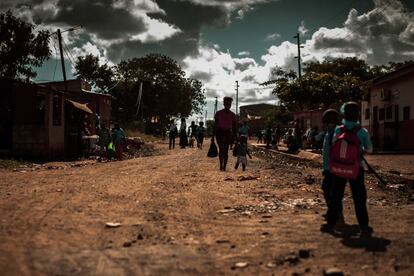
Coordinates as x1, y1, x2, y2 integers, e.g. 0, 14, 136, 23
305, 0, 414, 65
2, 0, 414, 108
183, 0, 414, 108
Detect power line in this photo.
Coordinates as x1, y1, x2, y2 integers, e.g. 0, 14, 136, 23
61, 38, 77, 69
51, 36, 59, 81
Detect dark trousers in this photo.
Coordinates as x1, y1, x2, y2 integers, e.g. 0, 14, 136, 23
216, 130, 232, 170
327, 168, 369, 227
169, 136, 175, 149
322, 171, 343, 217
197, 135, 204, 149
115, 143, 124, 161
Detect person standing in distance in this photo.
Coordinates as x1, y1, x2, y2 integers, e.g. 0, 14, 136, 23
211, 97, 237, 171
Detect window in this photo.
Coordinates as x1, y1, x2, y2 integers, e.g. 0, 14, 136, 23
365, 108, 370, 120
403, 106, 411, 120
52, 94, 62, 126
379, 108, 385, 121
386, 106, 392, 120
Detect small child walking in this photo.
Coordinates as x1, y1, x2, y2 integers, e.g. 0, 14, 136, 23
234, 135, 252, 171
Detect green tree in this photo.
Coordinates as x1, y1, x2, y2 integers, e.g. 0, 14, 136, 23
370, 60, 414, 78
112, 53, 206, 128
74, 54, 114, 92
263, 106, 293, 128
263, 56, 378, 111
0, 10, 50, 80
303, 57, 372, 81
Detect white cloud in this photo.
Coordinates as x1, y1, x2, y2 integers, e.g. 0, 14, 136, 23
298, 20, 309, 35
264, 32, 281, 41
303, 0, 414, 65
183, 43, 277, 109
72, 42, 109, 65
238, 51, 251, 56
131, 16, 181, 43
236, 6, 255, 20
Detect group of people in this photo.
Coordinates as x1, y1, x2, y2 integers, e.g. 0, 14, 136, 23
168, 119, 206, 150
256, 123, 328, 153
256, 126, 283, 150
210, 96, 373, 237
97, 123, 126, 161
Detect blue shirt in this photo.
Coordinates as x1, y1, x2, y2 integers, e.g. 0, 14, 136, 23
322, 120, 373, 172
239, 125, 249, 136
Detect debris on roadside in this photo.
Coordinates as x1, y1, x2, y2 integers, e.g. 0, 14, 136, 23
323, 267, 344, 276
216, 208, 235, 214
216, 239, 230, 244
233, 262, 249, 269
105, 222, 122, 228
304, 174, 316, 184
238, 175, 260, 181
123, 241, 132, 247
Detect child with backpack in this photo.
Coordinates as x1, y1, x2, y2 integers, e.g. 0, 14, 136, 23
234, 135, 252, 171
326, 102, 373, 236
321, 109, 343, 221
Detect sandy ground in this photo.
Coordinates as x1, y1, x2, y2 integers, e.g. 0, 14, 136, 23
0, 141, 413, 275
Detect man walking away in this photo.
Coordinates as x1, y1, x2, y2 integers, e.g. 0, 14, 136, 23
212, 97, 237, 171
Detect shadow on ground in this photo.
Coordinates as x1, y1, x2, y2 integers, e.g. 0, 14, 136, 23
320, 223, 391, 252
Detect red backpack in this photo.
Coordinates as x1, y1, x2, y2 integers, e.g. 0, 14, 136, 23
329, 125, 361, 179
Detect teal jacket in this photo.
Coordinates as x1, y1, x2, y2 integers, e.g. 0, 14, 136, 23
322, 120, 373, 172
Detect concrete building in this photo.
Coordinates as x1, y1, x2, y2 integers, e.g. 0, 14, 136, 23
0, 78, 111, 158
293, 109, 324, 132
361, 63, 414, 150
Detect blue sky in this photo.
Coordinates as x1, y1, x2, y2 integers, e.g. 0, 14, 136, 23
2, 0, 414, 120
202, 0, 378, 63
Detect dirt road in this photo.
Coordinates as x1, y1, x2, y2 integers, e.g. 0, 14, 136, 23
1, 142, 413, 275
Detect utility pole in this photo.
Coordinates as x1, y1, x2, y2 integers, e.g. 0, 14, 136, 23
294, 32, 302, 78
214, 97, 218, 115
235, 80, 239, 116
57, 29, 67, 91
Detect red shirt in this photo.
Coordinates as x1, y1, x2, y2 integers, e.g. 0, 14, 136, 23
215, 109, 236, 131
